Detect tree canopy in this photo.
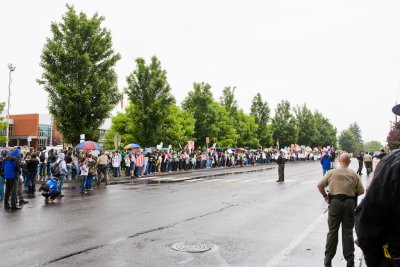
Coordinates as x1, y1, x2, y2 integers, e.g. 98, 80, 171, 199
364, 140, 383, 152
272, 100, 298, 147
338, 129, 359, 154
125, 56, 175, 146
250, 93, 272, 147
37, 5, 121, 145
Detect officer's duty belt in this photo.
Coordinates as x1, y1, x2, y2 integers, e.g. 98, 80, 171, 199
331, 194, 355, 201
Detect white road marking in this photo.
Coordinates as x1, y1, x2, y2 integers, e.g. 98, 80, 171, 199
265, 212, 327, 267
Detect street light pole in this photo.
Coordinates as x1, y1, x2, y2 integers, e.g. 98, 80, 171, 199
6, 63, 16, 148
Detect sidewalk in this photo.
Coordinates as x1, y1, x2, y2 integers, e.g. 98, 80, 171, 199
62, 163, 276, 189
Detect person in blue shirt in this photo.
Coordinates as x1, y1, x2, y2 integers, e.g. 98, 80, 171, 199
39, 178, 61, 203
2, 150, 21, 210
321, 151, 332, 176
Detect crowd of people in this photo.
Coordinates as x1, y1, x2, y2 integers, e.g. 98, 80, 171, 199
0, 144, 337, 209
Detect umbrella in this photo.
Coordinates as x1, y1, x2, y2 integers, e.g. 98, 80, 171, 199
124, 143, 141, 150
160, 147, 170, 152
75, 141, 103, 151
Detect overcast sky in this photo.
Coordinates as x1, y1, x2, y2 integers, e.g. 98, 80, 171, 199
1, 1, 399, 144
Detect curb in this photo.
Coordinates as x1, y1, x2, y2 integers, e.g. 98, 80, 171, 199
61, 165, 277, 189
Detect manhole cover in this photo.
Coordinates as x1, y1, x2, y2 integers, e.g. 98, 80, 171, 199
170, 242, 211, 253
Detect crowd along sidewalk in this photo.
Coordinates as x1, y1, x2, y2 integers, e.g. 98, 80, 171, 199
62, 163, 277, 189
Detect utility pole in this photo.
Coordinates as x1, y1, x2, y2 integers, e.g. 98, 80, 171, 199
6, 63, 16, 148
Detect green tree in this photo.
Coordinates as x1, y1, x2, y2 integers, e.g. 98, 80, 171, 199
125, 56, 175, 146
182, 82, 217, 146
294, 104, 317, 146
235, 110, 259, 148
159, 105, 195, 149
250, 93, 272, 147
349, 122, 363, 143
37, 5, 121, 145
313, 112, 337, 148
0, 102, 7, 144
220, 86, 238, 118
364, 140, 383, 152
103, 103, 136, 150
272, 100, 298, 147
338, 129, 359, 154
212, 103, 238, 148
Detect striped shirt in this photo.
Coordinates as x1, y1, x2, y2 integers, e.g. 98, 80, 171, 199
136, 154, 144, 167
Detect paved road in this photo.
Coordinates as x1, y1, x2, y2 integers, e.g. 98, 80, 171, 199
0, 160, 367, 267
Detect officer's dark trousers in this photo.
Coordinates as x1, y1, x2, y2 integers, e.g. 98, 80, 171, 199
4, 179, 18, 208
325, 199, 356, 266
357, 161, 363, 174
278, 164, 285, 181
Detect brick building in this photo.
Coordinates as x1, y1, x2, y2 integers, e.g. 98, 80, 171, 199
0, 114, 55, 150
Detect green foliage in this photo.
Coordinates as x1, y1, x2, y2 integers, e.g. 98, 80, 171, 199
313, 112, 337, 148
159, 105, 195, 148
103, 103, 136, 150
338, 129, 359, 154
272, 100, 298, 147
212, 103, 238, 148
349, 122, 363, 143
125, 56, 175, 146
182, 82, 217, 146
37, 5, 121, 145
250, 93, 272, 147
220, 86, 238, 118
0, 102, 7, 144
295, 104, 317, 147
235, 110, 259, 148
364, 140, 383, 152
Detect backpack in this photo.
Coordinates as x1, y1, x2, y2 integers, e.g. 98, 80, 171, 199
51, 161, 62, 177
39, 152, 46, 162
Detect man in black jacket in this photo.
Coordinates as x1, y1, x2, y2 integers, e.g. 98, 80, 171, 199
26, 152, 39, 194
276, 151, 286, 182
355, 104, 400, 266
356, 152, 364, 175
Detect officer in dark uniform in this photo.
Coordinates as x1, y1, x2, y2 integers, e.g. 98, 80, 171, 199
356, 151, 364, 175
355, 104, 400, 267
276, 151, 285, 182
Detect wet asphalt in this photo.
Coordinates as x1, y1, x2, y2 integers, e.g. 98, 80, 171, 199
0, 161, 368, 267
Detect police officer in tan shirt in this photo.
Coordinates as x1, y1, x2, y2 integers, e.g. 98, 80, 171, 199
317, 152, 365, 267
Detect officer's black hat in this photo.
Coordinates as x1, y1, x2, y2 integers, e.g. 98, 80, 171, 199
393, 104, 400, 116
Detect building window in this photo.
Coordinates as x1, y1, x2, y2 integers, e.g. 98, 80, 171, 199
38, 124, 52, 149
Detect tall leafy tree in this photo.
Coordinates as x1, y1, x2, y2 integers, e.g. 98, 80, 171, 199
349, 122, 363, 143
125, 56, 175, 146
103, 103, 137, 150
235, 110, 259, 148
159, 105, 195, 148
220, 86, 238, 118
272, 100, 298, 147
294, 104, 317, 146
182, 82, 217, 146
0, 102, 7, 144
313, 112, 337, 148
338, 129, 359, 154
212, 103, 238, 148
37, 5, 121, 144
250, 93, 272, 147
